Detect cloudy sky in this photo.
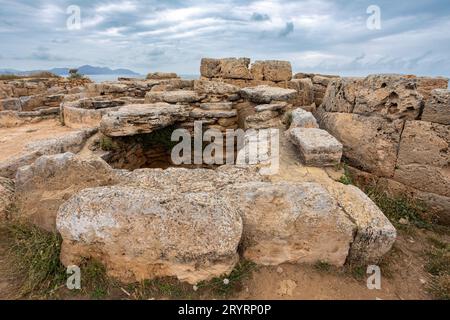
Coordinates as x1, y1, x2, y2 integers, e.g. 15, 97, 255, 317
1, 0, 450, 77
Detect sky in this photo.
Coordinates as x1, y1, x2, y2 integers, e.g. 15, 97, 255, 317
1, 0, 450, 77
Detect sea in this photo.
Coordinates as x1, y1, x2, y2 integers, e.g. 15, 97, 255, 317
80, 74, 199, 83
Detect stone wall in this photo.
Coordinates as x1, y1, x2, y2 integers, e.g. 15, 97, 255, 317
316, 74, 450, 225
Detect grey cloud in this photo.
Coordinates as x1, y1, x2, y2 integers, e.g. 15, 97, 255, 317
251, 12, 270, 22
279, 22, 294, 37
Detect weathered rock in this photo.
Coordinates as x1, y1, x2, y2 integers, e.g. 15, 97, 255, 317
289, 108, 319, 129
145, 90, 204, 104
321, 77, 363, 112
146, 72, 179, 80
316, 111, 403, 177
354, 74, 423, 120
394, 121, 450, 197
15, 153, 117, 231
328, 184, 396, 264
219, 58, 252, 80
288, 128, 343, 167
288, 78, 314, 106
0, 98, 22, 111
240, 86, 297, 104
250, 60, 292, 81
226, 181, 355, 266
200, 58, 222, 78
100, 103, 189, 137
422, 89, 450, 125
190, 108, 237, 118
193, 80, 240, 95
19, 95, 45, 111
56, 185, 243, 284
0, 177, 14, 220
200, 102, 233, 111
255, 102, 287, 112
415, 77, 449, 101
62, 105, 120, 129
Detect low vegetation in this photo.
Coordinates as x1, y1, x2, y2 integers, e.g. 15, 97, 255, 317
425, 237, 450, 300
0, 71, 59, 80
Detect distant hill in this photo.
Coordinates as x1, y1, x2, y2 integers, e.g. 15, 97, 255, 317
0, 65, 140, 76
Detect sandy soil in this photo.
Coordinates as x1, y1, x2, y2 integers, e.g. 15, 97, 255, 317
0, 119, 75, 162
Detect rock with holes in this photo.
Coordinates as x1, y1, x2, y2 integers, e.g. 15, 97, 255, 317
225, 181, 355, 266
288, 128, 343, 167
240, 86, 297, 104
289, 108, 319, 129
56, 185, 243, 285
0, 177, 14, 220
14, 153, 117, 231
194, 80, 240, 95
354, 75, 423, 120
250, 60, 292, 81
322, 77, 363, 113
100, 103, 189, 137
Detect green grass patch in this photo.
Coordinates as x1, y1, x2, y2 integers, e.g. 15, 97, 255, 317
3, 222, 66, 297
314, 261, 333, 273
338, 164, 353, 185
99, 136, 118, 151
425, 237, 450, 300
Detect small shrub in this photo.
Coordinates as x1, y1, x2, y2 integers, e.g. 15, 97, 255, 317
314, 261, 332, 273
99, 136, 118, 151
338, 164, 353, 185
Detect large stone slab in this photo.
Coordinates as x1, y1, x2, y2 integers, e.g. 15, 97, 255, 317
15, 153, 117, 231
225, 181, 355, 266
100, 103, 189, 137
288, 128, 343, 167
240, 85, 297, 104
250, 60, 292, 81
316, 111, 403, 177
321, 77, 363, 112
145, 90, 204, 104
394, 121, 450, 197
422, 89, 450, 125
56, 186, 242, 284
200, 57, 252, 80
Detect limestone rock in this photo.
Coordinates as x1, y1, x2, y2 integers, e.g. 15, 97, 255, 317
0, 98, 22, 111
316, 111, 403, 177
289, 108, 319, 129
422, 89, 450, 125
394, 121, 450, 197
146, 72, 179, 80
322, 77, 363, 112
100, 103, 189, 137
193, 80, 240, 95
354, 74, 423, 120
145, 90, 204, 104
56, 186, 243, 284
15, 153, 117, 231
225, 181, 355, 266
328, 184, 396, 264
219, 58, 252, 80
200, 58, 222, 78
0, 177, 14, 220
288, 128, 343, 167
200, 102, 233, 111
240, 86, 297, 104
255, 102, 287, 112
288, 78, 314, 106
190, 108, 237, 118
250, 60, 292, 81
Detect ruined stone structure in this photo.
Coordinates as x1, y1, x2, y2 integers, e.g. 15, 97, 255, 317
316, 75, 449, 225
2, 56, 448, 285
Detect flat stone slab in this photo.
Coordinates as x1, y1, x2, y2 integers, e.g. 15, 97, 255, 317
145, 90, 204, 104
290, 108, 319, 129
240, 85, 297, 104
100, 103, 189, 137
190, 108, 237, 118
288, 128, 343, 166
255, 102, 287, 112
200, 102, 233, 110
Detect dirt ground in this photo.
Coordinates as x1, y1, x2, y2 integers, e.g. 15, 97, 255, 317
0, 119, 75, 162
